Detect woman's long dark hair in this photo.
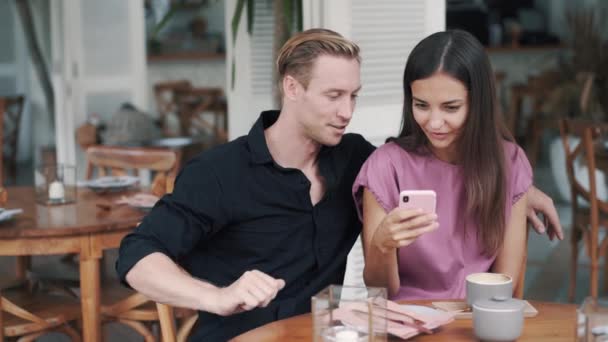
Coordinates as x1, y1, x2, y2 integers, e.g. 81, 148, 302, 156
390, 30, 512, 255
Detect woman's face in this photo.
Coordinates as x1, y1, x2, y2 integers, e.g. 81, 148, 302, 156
411, 72, 469, 163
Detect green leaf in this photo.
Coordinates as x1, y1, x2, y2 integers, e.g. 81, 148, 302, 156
284, 0, 293, 34
151, 6, 177, 39
247, 0, 254, 35
231, 0, 247, 45
295, 0, 303, 32
231, 57, 236, 89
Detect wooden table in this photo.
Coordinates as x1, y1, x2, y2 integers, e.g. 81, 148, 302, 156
0, 186, 146, 342
233, 300, 577, 341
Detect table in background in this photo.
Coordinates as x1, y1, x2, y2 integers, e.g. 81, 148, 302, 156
0, 186, 146, 342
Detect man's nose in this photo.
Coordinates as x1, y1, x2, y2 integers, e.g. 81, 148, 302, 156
337, 98, 354, 121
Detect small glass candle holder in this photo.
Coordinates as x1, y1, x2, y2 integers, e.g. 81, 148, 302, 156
312, 285, 387, 342
578, 296, 608, 341
35, 164, 77, 205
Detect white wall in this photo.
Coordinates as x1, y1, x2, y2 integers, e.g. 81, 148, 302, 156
225, 0, 446, 145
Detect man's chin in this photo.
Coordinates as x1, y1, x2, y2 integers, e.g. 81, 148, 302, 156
322, 135, 343, 146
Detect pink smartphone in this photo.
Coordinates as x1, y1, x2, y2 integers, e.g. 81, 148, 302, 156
399, 190, 436, 214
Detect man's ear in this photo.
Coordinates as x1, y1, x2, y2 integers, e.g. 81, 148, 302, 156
282, 75, 300, 101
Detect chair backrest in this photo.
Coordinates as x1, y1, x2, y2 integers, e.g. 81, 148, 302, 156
0, 95, 24, 184
85, 145, 179, 196
513, 228, 529, 299
175, 87, 227, 143
154, 80, 192, 136
559, 119, 608, 229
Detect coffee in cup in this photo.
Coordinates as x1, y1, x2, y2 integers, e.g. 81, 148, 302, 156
466, 272, 513, 307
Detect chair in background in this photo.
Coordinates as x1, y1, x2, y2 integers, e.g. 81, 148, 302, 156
513, 228, 529, 299
175, 87, 228, 145
1, 287, 81, 341
0, 95, 24, 185
153, 80, 192, 137
506, 71, 561, 168
559, 119, 608, 300
83, 145, 198, 340
84, 145, 181, 195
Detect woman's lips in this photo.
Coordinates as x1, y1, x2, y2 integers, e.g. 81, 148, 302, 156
429, 132, 448, 140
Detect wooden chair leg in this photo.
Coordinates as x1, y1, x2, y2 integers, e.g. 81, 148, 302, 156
15, 256, 31, 281
17, 330, 47, 342
117, 319, 156, 342
156, 303, 177, 342
526, 119, 542, 169
569, 227, 581, 302
591, 234, 600, 298
177, 314, 198, 342
604, 252, 608, 294
58, 323, 82, 342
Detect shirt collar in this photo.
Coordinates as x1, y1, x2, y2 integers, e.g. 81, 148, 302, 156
247, 110, 280, 165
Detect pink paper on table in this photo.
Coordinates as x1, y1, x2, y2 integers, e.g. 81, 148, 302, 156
334, 300, 454, 339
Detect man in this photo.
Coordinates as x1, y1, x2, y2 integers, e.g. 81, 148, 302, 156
116, 29, 562, 341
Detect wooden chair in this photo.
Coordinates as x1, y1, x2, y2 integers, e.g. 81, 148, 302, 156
559, 119, 608, 300
0, 184, 80, 341
0, 95, 24, 185
524, 72, 597, 169
82, 145, 198, 340
175, 87, 228, 145
513, 228, 529, 299
153, 80, 192, 137
84, 145, 180, 195
0, 287, 82, 341
156, 304, 197, 342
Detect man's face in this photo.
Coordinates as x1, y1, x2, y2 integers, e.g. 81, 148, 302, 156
294, 55, 361, 146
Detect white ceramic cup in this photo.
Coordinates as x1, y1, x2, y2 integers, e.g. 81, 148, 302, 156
466, 272, 513, 307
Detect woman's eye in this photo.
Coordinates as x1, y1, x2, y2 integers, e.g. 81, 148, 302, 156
445, 106, 460, 112
414, 103, 427, 109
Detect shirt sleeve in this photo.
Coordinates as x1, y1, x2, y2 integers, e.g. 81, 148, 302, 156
116, 157, 227, 286
508, 143, 533, 204
351, 145, 400, 221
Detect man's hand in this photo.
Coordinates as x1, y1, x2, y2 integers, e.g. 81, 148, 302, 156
527, 186, 564, 241
212, 270, 285, 316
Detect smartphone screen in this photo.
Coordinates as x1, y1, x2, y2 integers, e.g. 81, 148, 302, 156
399, 190, 436, 214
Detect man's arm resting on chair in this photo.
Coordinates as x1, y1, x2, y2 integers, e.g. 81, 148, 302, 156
125, 252, 286, 316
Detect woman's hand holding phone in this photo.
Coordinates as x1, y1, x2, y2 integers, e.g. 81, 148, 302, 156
371, 207, 438, 253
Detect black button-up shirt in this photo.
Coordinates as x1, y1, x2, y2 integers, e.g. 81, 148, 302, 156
116, 110, 375, 341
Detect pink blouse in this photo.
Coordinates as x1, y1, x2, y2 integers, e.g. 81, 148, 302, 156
352, 141, 532, 300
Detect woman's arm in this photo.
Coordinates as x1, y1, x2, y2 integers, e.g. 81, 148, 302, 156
361, 189, 437, 297
492, 192, 529, 287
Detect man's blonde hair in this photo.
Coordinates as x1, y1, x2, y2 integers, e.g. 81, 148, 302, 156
276, 28, 361, 89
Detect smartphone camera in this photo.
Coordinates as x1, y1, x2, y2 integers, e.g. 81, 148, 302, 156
402, 195, 409, 203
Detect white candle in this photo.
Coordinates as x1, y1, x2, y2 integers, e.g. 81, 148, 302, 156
48, 181, 65, 200
335, 329, 359, 342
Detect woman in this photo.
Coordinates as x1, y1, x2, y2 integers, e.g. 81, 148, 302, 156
352, 30, 531, 300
